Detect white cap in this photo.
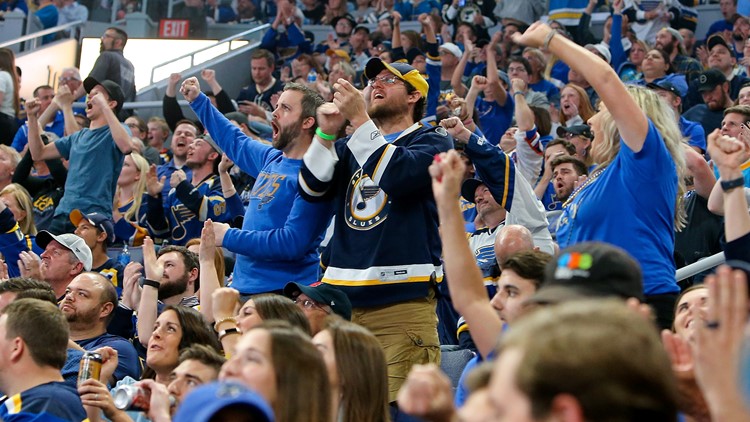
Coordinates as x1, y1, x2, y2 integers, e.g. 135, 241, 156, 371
36, 231, 93, 271
439, 42, 463, 58
585, 43, 611, 64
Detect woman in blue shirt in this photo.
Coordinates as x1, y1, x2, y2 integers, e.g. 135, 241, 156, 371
513, 23, 687, 330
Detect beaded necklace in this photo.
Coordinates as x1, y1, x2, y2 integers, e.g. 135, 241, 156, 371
562, 166, 608, 209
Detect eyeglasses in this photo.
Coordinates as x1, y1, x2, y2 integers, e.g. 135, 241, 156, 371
126, 123, 139, 128
293, 298, 331, 314
367, 76, 402, 87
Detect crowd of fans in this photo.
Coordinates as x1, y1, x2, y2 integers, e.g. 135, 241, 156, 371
0, 0, 750, 421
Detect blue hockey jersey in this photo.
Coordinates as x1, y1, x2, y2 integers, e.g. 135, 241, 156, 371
299, 119, 453, 307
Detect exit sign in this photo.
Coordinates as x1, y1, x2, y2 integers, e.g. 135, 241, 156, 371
159, 19, 190, 38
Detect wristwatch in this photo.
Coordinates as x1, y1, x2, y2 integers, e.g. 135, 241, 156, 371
720, 176, 745, 192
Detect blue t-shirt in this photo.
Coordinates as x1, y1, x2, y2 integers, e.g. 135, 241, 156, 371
556, 119, 678, 295
529, 79, 560, 106
680, 116, 706, 152
77, 333, 142, 382
12, 111, 65, 153
53, 124, 127, 218
475, 96, 514, 147
0, 381, 86, 421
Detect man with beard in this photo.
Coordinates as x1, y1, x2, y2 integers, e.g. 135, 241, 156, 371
684, 69, 734, 135
156, 119, 195, 203
136, 245, 200, 347
297, 58, 453, 401
181, 79, 332, 295
654, 28, 701, 86
82, 27, 135, 119
61, 272, 141, 382
146, 133, 231, 245
549, 155, 588, 203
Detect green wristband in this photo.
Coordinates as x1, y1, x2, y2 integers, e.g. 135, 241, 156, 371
315, 127, 336, 141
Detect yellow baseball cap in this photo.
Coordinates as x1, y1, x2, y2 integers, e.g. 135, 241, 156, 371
363, 58, 428, 98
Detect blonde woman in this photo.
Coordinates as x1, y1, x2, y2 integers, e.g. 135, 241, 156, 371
0, 183, 43, 277
513, 23, 686, 329
113, 152, 149, 246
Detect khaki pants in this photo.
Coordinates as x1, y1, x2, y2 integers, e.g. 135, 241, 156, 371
352, 292, 441, 402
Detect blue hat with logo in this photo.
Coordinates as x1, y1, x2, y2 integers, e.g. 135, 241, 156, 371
173, 381, 274, 422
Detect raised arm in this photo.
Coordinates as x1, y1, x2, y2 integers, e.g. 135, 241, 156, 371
513, 23, 648, 152
429, 147, 503, 359
52, 85, 81, 135
201, 69, 235, 114
89, 92, 132, 154
198, 220, 222, 323
24, 99, 62, 161
707, 130, 750, 242
451, 38, 473, 99
136, 237, 160, 347
510, 78, 534, 132
683, 145, 715, 199
485, 32, 507, 107
163, 73, 185, 131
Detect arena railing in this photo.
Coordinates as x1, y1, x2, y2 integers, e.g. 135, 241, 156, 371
147, 23, 269, 86
675, 251, 725, 282
0, 19, 85, 51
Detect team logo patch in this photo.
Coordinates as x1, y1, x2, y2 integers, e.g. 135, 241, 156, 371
371, 130, 381, 140
435, 126, 448, 137
554, 252, 594, 280
477, 137, 486, 145
345, 168, 390, 230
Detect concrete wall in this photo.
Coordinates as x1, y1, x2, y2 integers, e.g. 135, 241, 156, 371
15, 39, 79, 100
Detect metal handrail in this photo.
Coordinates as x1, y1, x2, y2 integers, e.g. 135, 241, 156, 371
676, 251, 726, 282
0, 20, 85, 49
148, 23, 269, 85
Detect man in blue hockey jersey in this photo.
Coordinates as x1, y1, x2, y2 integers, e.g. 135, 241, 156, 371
298, 58, 453, 401
145, 133, 232, 245
180, 78, 332, 295
0, 299, 86, 420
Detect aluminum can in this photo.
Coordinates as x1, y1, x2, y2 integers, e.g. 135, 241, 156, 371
77, 351, 102, 386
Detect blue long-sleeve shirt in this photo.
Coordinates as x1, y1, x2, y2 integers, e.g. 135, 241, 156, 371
189, 93, 332, 293
0, 208, 42, 278
260, 23, 312, 64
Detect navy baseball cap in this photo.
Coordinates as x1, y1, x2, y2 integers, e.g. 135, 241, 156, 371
70, 210, 115, 247
697, 68, 727, 92
557, 124, 593, 140
647, 80, 685, 98
284, 282, 352, 321
461, 178, 486, 204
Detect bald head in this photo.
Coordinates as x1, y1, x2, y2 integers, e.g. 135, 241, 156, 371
494, 225, 536, 265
